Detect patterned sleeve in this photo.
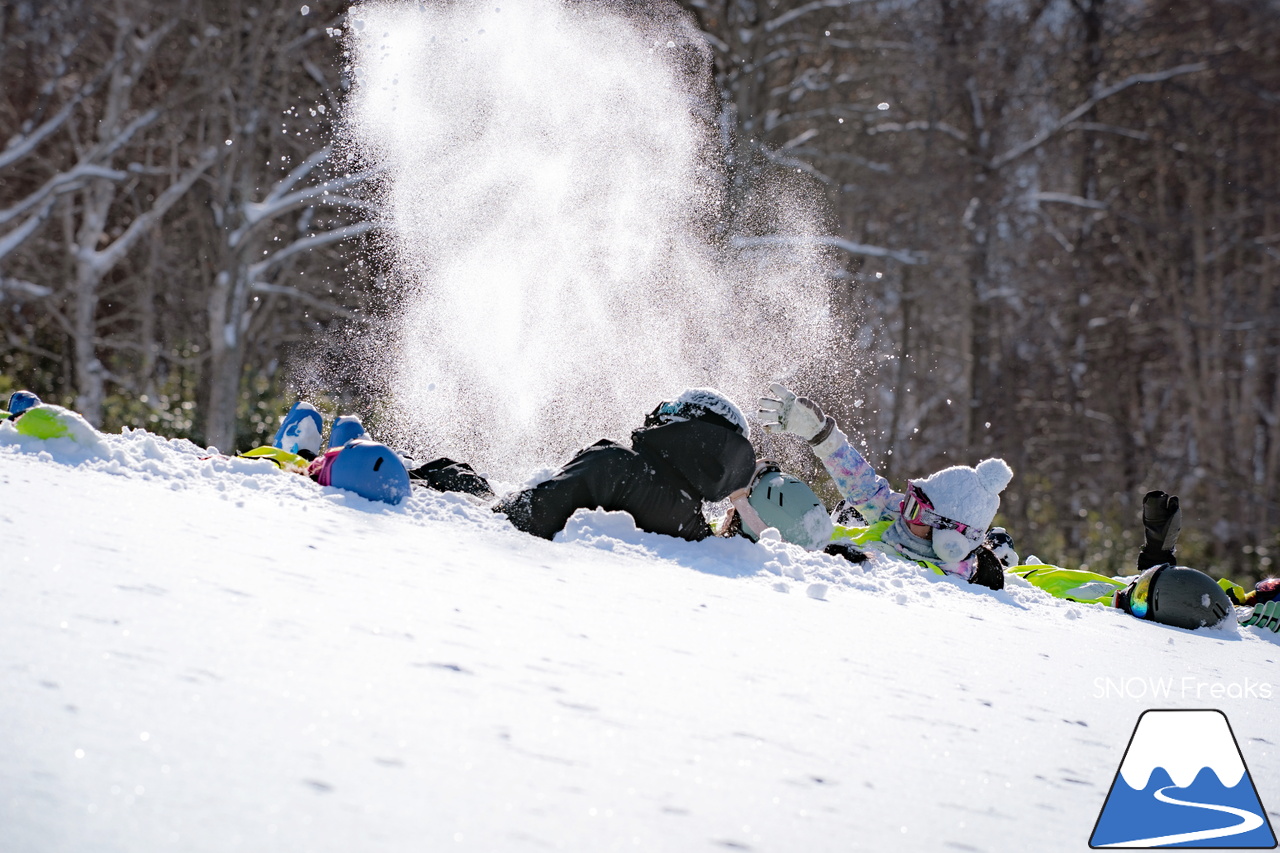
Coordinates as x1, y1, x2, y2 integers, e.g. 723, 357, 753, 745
816, 439, 900, 524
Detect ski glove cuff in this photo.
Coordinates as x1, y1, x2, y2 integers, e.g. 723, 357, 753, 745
809, 418, 847, 458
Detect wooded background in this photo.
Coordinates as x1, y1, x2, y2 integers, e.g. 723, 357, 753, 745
3, 0, 1278, 579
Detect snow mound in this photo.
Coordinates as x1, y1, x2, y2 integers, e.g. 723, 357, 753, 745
1, 422, 1277, 853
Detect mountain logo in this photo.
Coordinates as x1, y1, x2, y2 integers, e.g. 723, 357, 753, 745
1090, 709, 1276, 848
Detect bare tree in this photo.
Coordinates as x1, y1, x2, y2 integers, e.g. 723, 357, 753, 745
187, 1, 379, 451
1, 2, 218, 424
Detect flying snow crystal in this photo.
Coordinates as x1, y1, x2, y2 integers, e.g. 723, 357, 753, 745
345, 0, 836, 475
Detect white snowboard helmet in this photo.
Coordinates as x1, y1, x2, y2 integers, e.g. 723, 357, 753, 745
731, 462, 833, 551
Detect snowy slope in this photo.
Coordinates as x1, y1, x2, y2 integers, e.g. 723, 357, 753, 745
1, 426, 1277, 853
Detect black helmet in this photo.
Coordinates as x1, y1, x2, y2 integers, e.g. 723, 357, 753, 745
1117, 564, 1233, 630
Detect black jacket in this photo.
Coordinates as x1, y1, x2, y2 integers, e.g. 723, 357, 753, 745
493, 419, 756, 541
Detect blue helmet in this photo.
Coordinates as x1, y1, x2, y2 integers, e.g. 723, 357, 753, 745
326, 440, 411, 505
6, 390, 41, 418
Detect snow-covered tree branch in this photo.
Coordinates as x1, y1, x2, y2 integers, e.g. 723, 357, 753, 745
990, 62, 1209, 169
733, 234, 924, 265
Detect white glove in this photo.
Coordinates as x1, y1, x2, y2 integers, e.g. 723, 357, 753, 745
757, 383, 833, 442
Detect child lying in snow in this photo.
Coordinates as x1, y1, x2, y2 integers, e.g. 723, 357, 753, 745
757, 383, 1011, 590
1010, 490, 1277, 631
247, 401, 493, 504
231, 401, 406, 504
755, 384, 1273, 629
491, 389, 841, 553
493, 388, 756, 542
1, 392, 103, 445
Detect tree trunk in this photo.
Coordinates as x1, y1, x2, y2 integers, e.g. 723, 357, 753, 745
72, 262, 106, 424
204, 269, 250, 453
71, 176, 115, 425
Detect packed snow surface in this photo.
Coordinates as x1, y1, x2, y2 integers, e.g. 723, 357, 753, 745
1, 425, 1277, 852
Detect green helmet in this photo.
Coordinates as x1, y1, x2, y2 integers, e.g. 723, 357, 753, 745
739, 467, 833, 550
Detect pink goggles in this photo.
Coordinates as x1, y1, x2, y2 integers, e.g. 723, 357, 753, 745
901, 481, 985, 546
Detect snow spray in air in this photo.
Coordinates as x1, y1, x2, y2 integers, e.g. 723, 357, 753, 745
344, 0, 838, 477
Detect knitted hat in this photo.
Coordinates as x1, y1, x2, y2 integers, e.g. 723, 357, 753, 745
913, 458, 1014, 564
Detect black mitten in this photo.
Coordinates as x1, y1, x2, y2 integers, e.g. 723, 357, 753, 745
832, 499, 867, 527
409, 457, 495, 498
969, 546, 1006, 590
1138, 490, 1181, 571
824, 542, 869, 563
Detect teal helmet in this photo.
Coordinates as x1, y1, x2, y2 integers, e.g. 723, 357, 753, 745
738, 466, 833, 550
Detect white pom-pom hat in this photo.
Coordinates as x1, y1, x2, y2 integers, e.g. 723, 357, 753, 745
912, 457, 1014, 564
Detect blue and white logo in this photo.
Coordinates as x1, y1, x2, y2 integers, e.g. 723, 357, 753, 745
1091, 709, 1276, 848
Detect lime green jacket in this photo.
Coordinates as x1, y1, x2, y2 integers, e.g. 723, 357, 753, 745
238, 446, 311, 474
8, 405, 74, 439
1010, 565, 1125, 605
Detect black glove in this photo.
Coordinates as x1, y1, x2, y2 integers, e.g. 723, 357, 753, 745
1138, 490, 1181, 571
824, 542, 869, 563
832, 499, 867, 527
969, 546, 1006, 590
408, 457, 495, 499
